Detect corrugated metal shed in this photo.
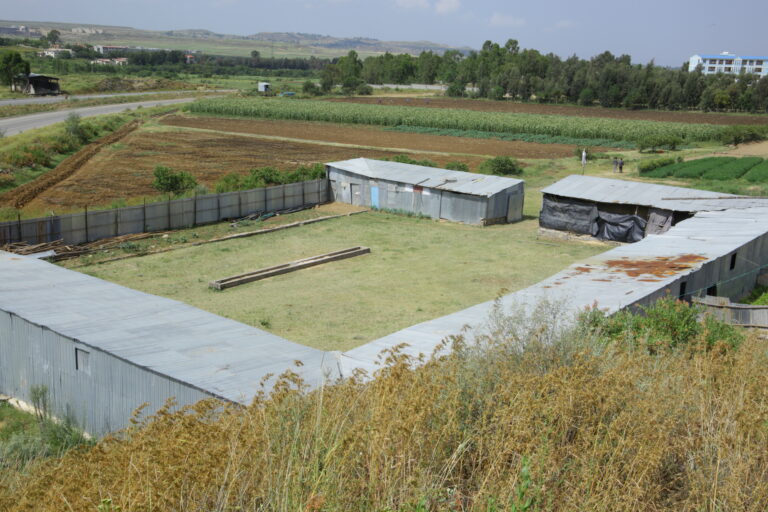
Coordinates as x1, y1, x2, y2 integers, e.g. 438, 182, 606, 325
0, 251, 339, 404
343, 205, 768, 375
328, 158, 523, 197
542, 175, 768, 212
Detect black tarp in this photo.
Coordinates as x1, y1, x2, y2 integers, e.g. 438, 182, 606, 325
539, 195, 598, 235
595, 211, 646, 243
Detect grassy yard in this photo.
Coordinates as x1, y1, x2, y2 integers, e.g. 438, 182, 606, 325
72, 205, 607, 351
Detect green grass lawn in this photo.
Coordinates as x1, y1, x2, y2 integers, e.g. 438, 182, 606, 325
72, 207, 608, 351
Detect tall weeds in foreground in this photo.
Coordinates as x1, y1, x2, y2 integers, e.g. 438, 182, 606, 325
2, 299, 767, 511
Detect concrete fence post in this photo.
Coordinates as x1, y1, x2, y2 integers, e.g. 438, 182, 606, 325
16, 212, 22, 244
84, 205, 89, 243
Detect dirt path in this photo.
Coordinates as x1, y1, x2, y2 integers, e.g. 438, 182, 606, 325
326, 97, 768, 126
727, 140, 768, 158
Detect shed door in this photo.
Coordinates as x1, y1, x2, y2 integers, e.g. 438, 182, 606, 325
350, 183, 361, 206
370, 186, 380, 208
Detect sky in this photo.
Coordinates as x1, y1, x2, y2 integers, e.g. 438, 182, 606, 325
2, 0, 767, 66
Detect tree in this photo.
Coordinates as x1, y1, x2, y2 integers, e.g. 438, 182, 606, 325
46, 29, 61, 45
250, 50, 260, 59
152, 166, 197, 196
302, 80, 321, 96
0, 50, 30, 85
479, 156, 523, 176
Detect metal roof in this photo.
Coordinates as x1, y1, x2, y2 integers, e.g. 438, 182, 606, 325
327, 158, 523, 197
0, 252, 339, 404
541, 175, 768, 212
343, 205, 768, 375
698, 54, 767, 60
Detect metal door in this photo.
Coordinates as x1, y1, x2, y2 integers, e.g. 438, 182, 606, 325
350, 183, 361, 206
370, 186, 380, 208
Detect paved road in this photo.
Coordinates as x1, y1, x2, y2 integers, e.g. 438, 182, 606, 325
0, 97, 195, 137
0, 90, 230, 108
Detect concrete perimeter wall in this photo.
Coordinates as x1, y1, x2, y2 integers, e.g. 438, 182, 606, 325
0, 179, 329, 246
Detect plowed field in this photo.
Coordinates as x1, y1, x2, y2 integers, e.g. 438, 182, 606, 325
160, 115, 583, 158
327, 97, 768, 126
21, 115, 583, 211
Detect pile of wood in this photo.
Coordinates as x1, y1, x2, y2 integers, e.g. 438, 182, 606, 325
1, 232, 164, 260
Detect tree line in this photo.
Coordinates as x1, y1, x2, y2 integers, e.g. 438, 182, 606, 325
324, 41, 768, 112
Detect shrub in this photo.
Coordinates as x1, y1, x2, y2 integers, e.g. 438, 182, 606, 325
638, 157, 677, 175
445, 81, 465, 97
64, 113, 88, 144
152, 165, 197, 196
479, 156, 523, 176
444, 161, 470, 172
388, 155, 439, 168
637, 134, 683, 152
355, 84, 373, 95
302, 80, 321, 96
215, 173, 243, 193
718, 125, 767, 146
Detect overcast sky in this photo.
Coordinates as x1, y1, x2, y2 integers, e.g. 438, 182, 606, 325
3, 0, 767, 66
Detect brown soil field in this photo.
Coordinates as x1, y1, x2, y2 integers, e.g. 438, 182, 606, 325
19, 115, 587, 212
22, 130, 398, 212
160, 115, 584, 158
326, 97, 768, 126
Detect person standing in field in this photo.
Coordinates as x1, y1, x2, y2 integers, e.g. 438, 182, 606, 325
581, 149, 587, 172
619, 158, 624, 173
613, 157, 619, 173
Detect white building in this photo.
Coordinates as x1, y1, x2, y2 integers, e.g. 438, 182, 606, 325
689, 52, 767, 77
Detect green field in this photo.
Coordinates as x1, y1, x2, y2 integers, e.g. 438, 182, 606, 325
188, 97, 733, 142
70, 205, 607, 351
637, 156, 768, 194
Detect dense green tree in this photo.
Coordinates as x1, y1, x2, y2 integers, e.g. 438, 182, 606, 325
0, 50, 29, 85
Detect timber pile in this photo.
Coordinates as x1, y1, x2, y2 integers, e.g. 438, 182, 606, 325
210, 246, 371, 290
1, 232, 165, 259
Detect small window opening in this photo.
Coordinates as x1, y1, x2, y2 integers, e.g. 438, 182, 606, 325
730, 252, 737, 270
679, 281, 688, 300
707, 285, 718, 296
75, 348, 90, 374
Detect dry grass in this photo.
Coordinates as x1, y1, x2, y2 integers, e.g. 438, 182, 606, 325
2, 304, 767, 511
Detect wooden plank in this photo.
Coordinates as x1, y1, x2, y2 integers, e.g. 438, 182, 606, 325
210, 246, 371, 290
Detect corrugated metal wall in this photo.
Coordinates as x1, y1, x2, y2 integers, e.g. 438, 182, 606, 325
328, 168, 526, 225
627, 230, 768, 311
0, 310, 213, 436
0, 180, 329, 246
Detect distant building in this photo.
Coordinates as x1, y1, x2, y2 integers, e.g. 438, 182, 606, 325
257, 81, 271, 93
93, 45, 130, 54
10, 73, 60, 96
38, 47, 74, 58
90, 57, 128, 66
689, 52, 768, 77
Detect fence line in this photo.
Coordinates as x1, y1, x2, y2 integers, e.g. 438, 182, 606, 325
0, 179, 329, 246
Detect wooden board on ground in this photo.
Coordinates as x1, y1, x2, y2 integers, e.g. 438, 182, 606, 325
209, 246, 371, 290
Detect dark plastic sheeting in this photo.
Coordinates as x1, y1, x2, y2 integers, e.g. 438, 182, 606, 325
595, 211, 646, 243
539, 195, 598, 235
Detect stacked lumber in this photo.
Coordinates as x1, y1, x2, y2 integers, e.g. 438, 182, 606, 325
1, 232, 165, 260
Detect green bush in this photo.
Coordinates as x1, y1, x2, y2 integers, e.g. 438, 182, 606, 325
302, 80, 321, 96
387, 155, 439, 168
152, 165, 198, 196
479, 156, 523, 176
444, 161, 470, 172
214, 172, 243, 193
718, 125, 767, 146
638, 157, 676, 175
580, 296, 743, 353
637, 134, 684, 152
355, 84, 374, 95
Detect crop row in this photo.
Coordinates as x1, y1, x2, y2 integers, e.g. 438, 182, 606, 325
387, 125, 637, 149
642, 156, 766, 181
188, 98, 731, 143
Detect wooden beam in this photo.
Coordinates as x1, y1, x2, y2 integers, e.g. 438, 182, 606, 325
209, 246, 371, 290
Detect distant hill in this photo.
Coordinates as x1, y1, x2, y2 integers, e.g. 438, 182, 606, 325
0, 20, 471, 58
